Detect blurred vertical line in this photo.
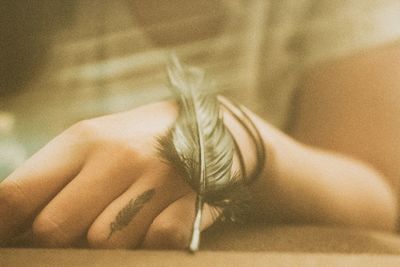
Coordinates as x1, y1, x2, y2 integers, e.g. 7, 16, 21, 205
242, 0, 270, 95
93, 0, 109, 113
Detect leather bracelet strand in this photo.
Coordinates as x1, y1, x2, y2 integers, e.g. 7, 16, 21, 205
218, 96, 266, 184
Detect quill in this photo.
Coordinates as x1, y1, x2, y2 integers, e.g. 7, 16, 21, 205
158, 56, 250, 252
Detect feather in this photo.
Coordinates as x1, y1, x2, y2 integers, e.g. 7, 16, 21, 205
158, 55, 251, 252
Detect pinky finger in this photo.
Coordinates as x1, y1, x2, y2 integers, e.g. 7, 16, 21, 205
141, 193, 220, 250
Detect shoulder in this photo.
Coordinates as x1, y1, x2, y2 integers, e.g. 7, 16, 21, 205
290, 41, 400, 188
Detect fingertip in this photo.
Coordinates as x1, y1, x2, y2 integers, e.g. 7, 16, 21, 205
86, 226, 114, 249
142, 194, 219, 250
31, 213, 71, 247
142, 217, 189, 249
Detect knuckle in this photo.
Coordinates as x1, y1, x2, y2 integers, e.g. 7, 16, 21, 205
67, 120, 101, 142
32, 213, 70, 247
146, 218, 188, 249
105, 142, 138, 159
67, 121, 140, 161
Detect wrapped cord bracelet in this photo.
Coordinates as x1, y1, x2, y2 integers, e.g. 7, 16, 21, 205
218, 96, 266, 184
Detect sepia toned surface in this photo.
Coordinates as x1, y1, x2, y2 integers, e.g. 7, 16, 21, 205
3, 225, 400, 266
2, 250, 400, 267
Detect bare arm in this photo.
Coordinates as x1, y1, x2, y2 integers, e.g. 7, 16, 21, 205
248, 42, 400, 230
245, 112, 396, 230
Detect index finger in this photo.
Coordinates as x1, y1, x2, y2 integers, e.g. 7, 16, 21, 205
0, 125, 88, 244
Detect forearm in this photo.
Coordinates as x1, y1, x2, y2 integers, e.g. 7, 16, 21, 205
226, 108, 397, 231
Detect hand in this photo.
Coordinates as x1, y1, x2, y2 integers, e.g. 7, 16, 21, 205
0, 101, 226, 249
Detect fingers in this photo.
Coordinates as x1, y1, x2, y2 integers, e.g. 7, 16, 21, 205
142, 193, 219, 249
31, 146, 144, 247
0, 128, 88, 243
87, 169, 190, 249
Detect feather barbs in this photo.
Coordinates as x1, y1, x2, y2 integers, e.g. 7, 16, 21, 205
158, 55, 251, 252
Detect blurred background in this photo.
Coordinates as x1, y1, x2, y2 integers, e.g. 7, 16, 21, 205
0, 0, 267, 179
2, 0, 399, 179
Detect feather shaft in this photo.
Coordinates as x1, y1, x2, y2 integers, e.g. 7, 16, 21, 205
159, 55, 251, 252
189, 195, 203, 252
189, 89, 206, 252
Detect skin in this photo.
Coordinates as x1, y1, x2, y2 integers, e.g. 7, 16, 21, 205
0, 42, 399, 249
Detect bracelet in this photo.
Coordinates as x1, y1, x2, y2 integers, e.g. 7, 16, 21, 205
218, 96, 266, 184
